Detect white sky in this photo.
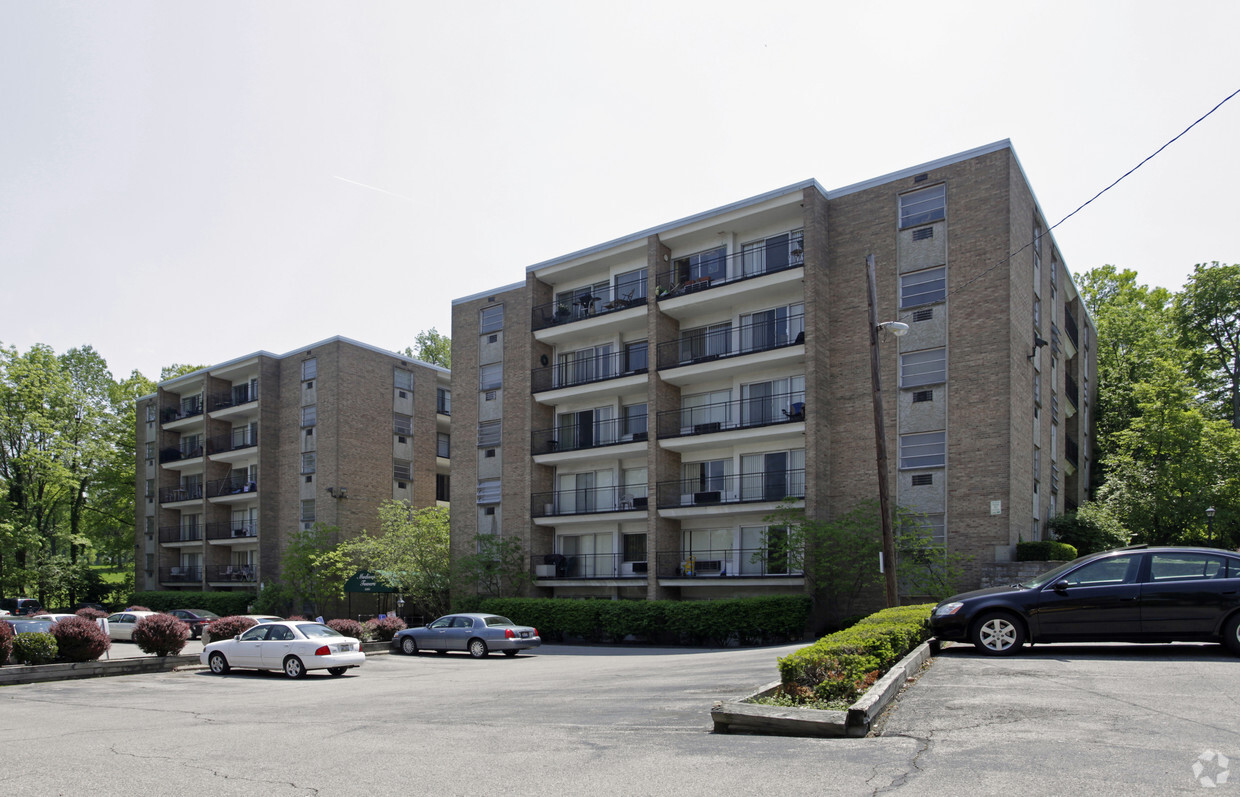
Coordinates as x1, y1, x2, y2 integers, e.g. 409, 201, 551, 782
3, 1, 1238, 381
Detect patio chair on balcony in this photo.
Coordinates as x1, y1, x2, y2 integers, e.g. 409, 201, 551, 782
783, 402, 805, 421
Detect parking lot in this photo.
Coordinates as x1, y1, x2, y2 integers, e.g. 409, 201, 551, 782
2, 641, 1238, 795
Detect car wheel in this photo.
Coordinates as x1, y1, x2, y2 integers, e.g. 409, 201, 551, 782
327, 667, 348, 676
971, 612, 1025, 655
208, 652, 230, 674
503, 649, 517, 658
400, 636, 418, 656
468, 638, 488, 658
283, 656, 307, 678
1222, 613, 1240, 656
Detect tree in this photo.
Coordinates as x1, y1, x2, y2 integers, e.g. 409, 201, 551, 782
1174, 262, 1240, 428
341, 502, 451, 618
403, 328, 451, 368
159, 363, 205, 381
262, 523, 353, 617
1046, 503, 1129, 555
453, 534, 531, 601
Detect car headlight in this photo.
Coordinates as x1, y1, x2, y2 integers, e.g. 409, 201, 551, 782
933, 602, 964, 617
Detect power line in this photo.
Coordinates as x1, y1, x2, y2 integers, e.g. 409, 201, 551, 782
947, 86, 1240, 299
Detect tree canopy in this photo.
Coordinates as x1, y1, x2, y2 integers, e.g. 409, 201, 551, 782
403, 328, 451, 369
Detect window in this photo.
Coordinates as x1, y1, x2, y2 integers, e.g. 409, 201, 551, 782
683, 459, 730, 493
679, 322, 731, 363
479, 363, 503, 391
394, 368, 414, 391
300, 499, 316, 523
476, 479, 501, 504
740, 229, 804, 276
899, 184, 945, 228
477, 420, 501, 447
1061, 555, 1138, 587
681, 389, 733, 432
901, 267, 946, 308
1033, 297, 1041, 330
393, 459, 411, 480
740, 449, 805, 501
622, 533, 647, 563
919, 513, 946, 544
622, 403, 648, 438
622, 340, 648, 374
146, 479, 154, 498
437, 388, 452, 415
673, 246, 726, 284
900, 431, 946, 469
741, 375, 804, 427
436, 473, 450, 501
301, 452, 316, 475
615, 268, 647, 302
145, 441, 155, 461
901, 348, 946, 387
1149, 553, 1228, 581
145, 404, 156, 422
480, 304, 504, 333
740, 304, 804, 352
302, 358, 317, 380
394, 413, 413, 435
301, 405, 317, 428
437, 433, 450, 458
557, 345, 614, 387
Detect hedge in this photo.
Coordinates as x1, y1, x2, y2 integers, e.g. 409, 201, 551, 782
1015, 540, 1077, 562
476, 595, 811, 646
128, 591, 252, 617
13, 632, 58, 666
777, 604, 934, 704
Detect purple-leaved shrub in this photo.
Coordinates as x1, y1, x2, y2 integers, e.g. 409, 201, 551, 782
51, 616, 111, 662
326, 618, 365, 640
203, 615, 257, 644
364, 616, 407, 642
0, 619, 14, 665
132, 614, 190, 657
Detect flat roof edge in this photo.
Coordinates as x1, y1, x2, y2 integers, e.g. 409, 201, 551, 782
826, 139, 1013, 199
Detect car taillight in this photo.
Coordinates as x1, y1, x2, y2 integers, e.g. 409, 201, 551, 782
534, 628, 539, 637
505, 628, 516, 639
314, 645, 331, 656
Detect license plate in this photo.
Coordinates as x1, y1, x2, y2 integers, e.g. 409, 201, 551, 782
336, 644, 352, 653
520, 632, 529, 639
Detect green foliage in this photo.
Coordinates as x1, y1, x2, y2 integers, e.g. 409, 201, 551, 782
896, 514, 971, 602
128, 591, 251, 617
50, 615, 111, 661
13, 631, 58, 665
131, 614, 190, 657
478, 595, 811, 646
341, 503, 450, 618
158, 363, 205, 381
1015, 540, 1078, 562
1174, 262, 1240, 428
453, 534, 532, 600
267, 523, 353, 617
403, 328, 451, 368
1046, 506, 1129, 554
777, 604, 933, 705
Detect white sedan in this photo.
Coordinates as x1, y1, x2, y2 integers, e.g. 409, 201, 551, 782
104, 611, 162, 641
200, 620, 364, 678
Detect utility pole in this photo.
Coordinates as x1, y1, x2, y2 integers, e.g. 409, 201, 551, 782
867, 254, 900, 607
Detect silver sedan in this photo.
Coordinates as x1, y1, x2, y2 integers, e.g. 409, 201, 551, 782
392, 613, 540, 658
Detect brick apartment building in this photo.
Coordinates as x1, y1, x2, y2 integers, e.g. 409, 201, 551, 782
449, 140, 1096, 607
134, 336, 451, 595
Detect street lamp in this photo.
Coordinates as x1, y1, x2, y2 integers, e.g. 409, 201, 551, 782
867, 255, 909, 607
1206, 506, 1216, 546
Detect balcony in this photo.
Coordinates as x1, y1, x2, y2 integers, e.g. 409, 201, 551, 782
656, 314, 804, 372
208, 475, 258, 499
532, 286, 648, 332
654, 242, 804, 302
158, 525, 203, 544
657, 392, 804, 441
532, 416, 648, 456
159, 443, 204, 464
207, 427, 258, 456
1064, 309, 1079, 349
654, 470, 805, 511
654, 548, 804, 579
208, 382, 259, 412
1065, 436, 1079, 470
531, 350, 648, 394
161, 401, 204, 424
1065, 374, 1079, 413
206, 522, 258, 542
529, 553, 648, 580
531, 486, 649, 519
205, 564, 256, 584
160, 566, 202, 584
159, 484, 204, 504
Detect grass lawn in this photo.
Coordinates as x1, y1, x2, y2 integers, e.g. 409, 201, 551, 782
90, 564, 129, 585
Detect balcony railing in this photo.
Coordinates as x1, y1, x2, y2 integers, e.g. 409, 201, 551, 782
529, 553, 648, 579
654, 470, 805, 510
532, 286, 648, 331
160, 566, 203, 583
532, 350, 648, 394
207, 426, 258, 455
1065, 374, 1079, 410
206, 522, 258, 541
206, 564, 256, 583
657, 391, 804, 439
158, 525, 203, 543
656, 314, 804, 371
1064, 309, 1079, 349
653, 243, 804, 301
208, 475, 258, 498
654, 548, 803, 578
208, 382, 259, 412
159, 443, 204, 463
160, 483, 204, 503
531, 486, 650, 518
531, 417, 648, 455
1065, 436, 1079, 468
161, 401, 204, 423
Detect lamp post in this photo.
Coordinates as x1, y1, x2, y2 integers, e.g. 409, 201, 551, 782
1206, 506, 1216, 546
867, 255, 910, 607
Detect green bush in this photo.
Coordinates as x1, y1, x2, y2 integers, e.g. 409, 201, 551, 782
777, 604, 933, 705
132, 614, 190, 657
1016, 540, 1077, 562
50, 616, 111, 662
13, 632, 59, 666
1047, 508, 1129, 555
128, 591, 252, 617
0, 619, 14, 665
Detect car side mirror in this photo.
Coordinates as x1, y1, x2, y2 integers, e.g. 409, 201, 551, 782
1053, 580, 1070, 594
425, 623, 432, 629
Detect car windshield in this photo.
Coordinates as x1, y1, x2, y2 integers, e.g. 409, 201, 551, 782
185, 610, 220, 618
297, 623, 343, 639
1023, 554, 1101, 589
483, 616, 515, 627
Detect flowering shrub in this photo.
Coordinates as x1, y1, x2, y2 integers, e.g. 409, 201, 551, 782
76, 608, 108, 621
202, 615, 257, 644
132, 614, 190, 657
364, 616, 407, 642
13, 632, 58, 665
50, 616, 111, 662
0, 619, 14, 665
286, 615, 308, 621
326, 618, 365, 640
126, 605, 152, 612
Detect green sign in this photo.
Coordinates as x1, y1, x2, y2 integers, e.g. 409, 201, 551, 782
344, 570, 397, 593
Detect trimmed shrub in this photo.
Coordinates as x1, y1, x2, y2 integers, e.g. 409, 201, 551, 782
202, 615, 257, 644
1016, 540, 1077, 562
364, 616, 407, 642
286, 615, 309, 621
50, 616, 111, 662
128, 591, 251, 617
126, 605, 152, 612
13, 632, 58, 665
327, 618, 365, 640
0, 619, 14, 665
777, 604, 934, 705
132, 614, 190, 657
76, 608, 108, 621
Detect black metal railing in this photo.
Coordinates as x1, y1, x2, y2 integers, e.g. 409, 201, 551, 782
1065, 374, 1079, 410
1065, 436, 1079, 468
656, 314, 804, 371
656, 392, 804, 439
206, 522, 258, 541
160, 566, 203, 583
159, 442, 204, 463
158, 525, 202, 543
653, 240, 804, 301
654, 548, 803, 578
531, 285, 648, 331
529, 553, 649, 579
209, 383, 259, 412
654, 470, 805, 510
531, 350, 648, 393
161, 400, 204, 423
206, 564, 256, 583
531, 486, 650, 518
531, 417, 648, 455
207, 426, 258, 455
1064, 309, 1079, 349
159, 483, 204, 503
208, 475, 258, 498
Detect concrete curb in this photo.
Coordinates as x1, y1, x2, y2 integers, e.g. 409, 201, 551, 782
710, 639, 937, 738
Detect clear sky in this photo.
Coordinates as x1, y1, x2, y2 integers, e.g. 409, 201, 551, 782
3, 1, 1237, 381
